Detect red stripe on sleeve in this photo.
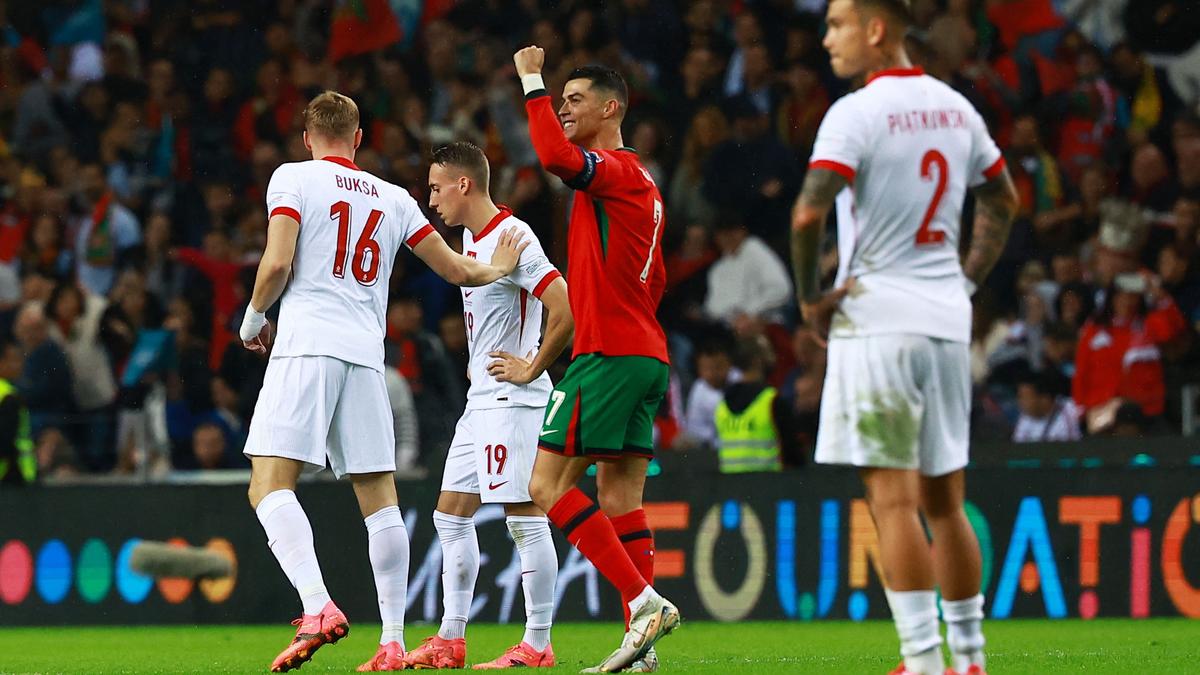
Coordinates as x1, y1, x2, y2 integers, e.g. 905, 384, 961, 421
532, 270, 563, 298
405, 224, 435, 249
808, 160, 856, 183
983, 156, 1007, 180
270, 206, 301, 223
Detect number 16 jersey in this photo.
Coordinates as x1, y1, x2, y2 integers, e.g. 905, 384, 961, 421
809, 67, 1004, 344
265, 156, 435, 371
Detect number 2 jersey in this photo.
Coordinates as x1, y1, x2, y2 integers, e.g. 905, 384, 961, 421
809, 67, 1005, 344
265, 155, 435, 371
460, 206, 562, 410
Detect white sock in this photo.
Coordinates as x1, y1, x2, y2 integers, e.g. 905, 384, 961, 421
885, 589, 944, 675
434, 511, 478, 641
507, 516, 557, 651
256, 489, 331, 616
366, 506, 409, 647
627, 584, 660, 618
942, 594, 986, 673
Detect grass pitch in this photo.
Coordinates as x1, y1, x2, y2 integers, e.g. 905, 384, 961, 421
0, 619, 1194, 673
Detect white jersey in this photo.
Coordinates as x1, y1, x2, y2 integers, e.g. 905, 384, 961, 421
461, 206, 561, 410
810, 68, 1004, 344
266, 156, 435, 371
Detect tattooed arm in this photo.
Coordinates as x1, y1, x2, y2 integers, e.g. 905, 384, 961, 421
791, 168, 846, 301
791, 167, 850, 338
962, 166, 1019, 290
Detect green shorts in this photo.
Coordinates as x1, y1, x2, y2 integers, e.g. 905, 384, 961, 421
538, 353, 669, 459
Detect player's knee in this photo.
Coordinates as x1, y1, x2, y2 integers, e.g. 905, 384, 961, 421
247, 482, 267, 510
920, 490, 963, 521
866, 489, 920, 516
527, 475, 561, 511
596, 488, 637, 516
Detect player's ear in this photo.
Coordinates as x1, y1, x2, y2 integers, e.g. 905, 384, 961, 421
302, 131, 311, 152
603, 97, 619, 120
459, 176, 470, 195
353, 128, 363, 150
865, 15, 887, 47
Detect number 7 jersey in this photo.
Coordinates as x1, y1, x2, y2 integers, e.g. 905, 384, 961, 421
265, 156, 435, 371
809, 67, 1005, 344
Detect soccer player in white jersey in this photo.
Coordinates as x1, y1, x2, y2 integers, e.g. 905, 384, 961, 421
790, 3, 1018, 675
402, 143, 572, 670
238, 92, 529, 673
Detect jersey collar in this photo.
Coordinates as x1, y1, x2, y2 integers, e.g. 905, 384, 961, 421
473, 205, 512, 242
866, 66, 925, 85
321, 155, 361, 171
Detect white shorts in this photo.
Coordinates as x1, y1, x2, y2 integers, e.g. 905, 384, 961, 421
441, 406, 543, 504
815, 334, 970, 477
244, 356, 395, 478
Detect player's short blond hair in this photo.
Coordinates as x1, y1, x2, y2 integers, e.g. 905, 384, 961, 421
304, 91, 359, 142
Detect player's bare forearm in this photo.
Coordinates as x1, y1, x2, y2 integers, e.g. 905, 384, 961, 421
527, 278, 572, 379
249, 214, 299, 312
963, 168, 1018, 288
791, 168, 846, 303
414, 228, 529, 287
458, 259, 510, 287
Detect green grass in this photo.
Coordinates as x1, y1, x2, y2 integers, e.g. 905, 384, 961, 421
0, 620, 1195, 673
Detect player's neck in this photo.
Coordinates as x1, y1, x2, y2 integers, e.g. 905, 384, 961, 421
865, 48, 915, 81
310, 144, 356, 164
462, 200, 502, 238
582, 126, 624, 152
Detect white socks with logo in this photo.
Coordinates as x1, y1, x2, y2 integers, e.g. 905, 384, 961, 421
434, 511, 479, 641
507, 515, 558, 651
256, 489, 332, 616
365, 506, 410, 646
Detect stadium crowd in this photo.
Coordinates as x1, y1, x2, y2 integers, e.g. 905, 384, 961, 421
1, 0, 1199, 482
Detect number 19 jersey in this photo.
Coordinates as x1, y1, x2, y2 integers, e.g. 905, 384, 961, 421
809, 67, 1004, 344
461, 206, 561, 410
265, 156, 435, 371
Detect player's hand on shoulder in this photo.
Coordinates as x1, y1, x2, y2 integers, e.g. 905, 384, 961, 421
487, 350, 535, 385
800, 277, 855, 346
491, 226, 530, 275
513, 46, 545, 77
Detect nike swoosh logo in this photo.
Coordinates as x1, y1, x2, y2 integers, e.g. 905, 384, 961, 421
539, 428, 558, 437
488, 481, 508, 490
465, 291, 473, 297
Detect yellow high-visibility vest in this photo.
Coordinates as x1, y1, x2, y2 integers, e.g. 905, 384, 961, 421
0, 378, 35, 483
714, 386, 781, 474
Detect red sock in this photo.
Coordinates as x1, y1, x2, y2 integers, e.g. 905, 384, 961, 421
548, 488, 648, 604
610, 509, 654, 629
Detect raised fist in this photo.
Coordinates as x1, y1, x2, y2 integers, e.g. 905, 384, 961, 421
513, 46, 545, 78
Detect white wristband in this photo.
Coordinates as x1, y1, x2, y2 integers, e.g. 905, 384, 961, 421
521, 73, 546, 95
239, 307, 267, 341
965, 279, 978, 297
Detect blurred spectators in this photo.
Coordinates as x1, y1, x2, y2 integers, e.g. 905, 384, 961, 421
1073, 273, 1188, 430
1013, 370, 1082, 442
714, 338, 785, 473
683, 338, 740, 449
703, 213, 793, 326
0, 339, 35, 485
1, 0, 1198, 480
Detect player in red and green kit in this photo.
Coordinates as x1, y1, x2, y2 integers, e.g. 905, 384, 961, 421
502, 46, 677, 673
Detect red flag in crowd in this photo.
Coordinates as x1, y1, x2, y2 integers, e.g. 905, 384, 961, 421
328, 0, 403, 62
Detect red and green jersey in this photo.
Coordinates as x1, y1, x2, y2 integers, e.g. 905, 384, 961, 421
525, 92, 668, 363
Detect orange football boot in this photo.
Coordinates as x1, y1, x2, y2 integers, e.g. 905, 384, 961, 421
270, 601, 349, 672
